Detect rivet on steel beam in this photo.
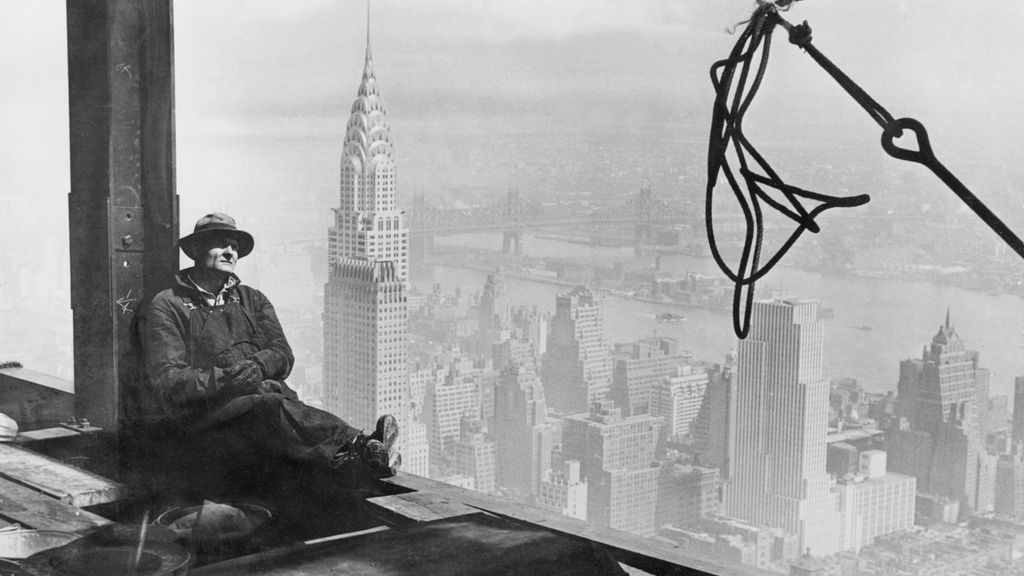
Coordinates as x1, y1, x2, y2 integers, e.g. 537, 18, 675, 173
122, 235, 133, 247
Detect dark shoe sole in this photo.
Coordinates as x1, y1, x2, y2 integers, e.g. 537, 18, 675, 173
363, 439, 397, 477
370, 414, 399, 453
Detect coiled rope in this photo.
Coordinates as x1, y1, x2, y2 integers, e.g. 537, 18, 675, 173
707, 2, 1024, 339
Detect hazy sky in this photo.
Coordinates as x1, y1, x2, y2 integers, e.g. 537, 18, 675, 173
3, 1, 1024, 239
3, 1, 1024, 382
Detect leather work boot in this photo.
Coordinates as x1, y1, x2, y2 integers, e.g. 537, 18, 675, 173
332, 415, 401, 479
366, 414, 401, 477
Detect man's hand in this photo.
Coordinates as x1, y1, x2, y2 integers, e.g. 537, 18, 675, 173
257, 379, 299, 400
224, 360, 264, 392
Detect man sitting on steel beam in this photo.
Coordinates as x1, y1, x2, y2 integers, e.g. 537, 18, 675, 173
142, 213, 400, 488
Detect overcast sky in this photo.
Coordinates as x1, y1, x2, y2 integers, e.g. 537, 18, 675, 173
4, 1, 1024, 213
2, 0, 1024, 272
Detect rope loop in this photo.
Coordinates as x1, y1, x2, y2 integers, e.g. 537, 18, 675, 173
705, 4, 870, 338
881, 117, 933, 165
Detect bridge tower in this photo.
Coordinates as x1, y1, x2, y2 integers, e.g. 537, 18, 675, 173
502, 187, 524, 256
634, 184, 656, 243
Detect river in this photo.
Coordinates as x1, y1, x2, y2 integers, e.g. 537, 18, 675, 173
420, 233, 1024, 400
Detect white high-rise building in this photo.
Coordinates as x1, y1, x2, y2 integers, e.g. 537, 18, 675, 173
724, 300, 840, 556
422, 360, 483, 468
650, 365, 708, 440
835, 451, 916, 551
537, 460, 588, 521
323, 11, 410, 443
402, 415, 430, 477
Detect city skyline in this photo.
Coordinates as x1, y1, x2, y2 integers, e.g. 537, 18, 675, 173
6, 3, 1024, 572
6, 1, 1024, 400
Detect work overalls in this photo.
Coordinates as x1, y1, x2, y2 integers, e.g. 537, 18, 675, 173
182, 291, 362, 472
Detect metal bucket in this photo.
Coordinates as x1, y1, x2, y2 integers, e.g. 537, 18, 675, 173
0, 531, 80, 561
155, 503, 272, 550
20, 542, 190, 576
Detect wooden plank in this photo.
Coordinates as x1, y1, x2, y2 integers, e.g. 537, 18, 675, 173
0, 477, 109, 532
367, 490, 476, 524
13, 427, 82, 443
0, 444, 125, 507
0, 368, 74, 432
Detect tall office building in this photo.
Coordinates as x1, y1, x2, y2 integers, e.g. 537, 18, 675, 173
650, 365, 708, 441
536, 460, 588, 521
477, 269, 511, 360
886, 312, 991, 515
543, 287, 611, 415
693, 364, 733, 476
323, 12, 410, 438
995, 444, 1024, 522
610, 337, 688, 416
656, 461, 720, 528
422, 359, 483, 468
511, 305, 549, 357
562, 400, 663, 536
402, 414, 430, 477
493, 365, 553, 496
723, 300, 840, 556
453, 419, 496, 494
1013, 377, 1024, 446
835, 451, 916, 551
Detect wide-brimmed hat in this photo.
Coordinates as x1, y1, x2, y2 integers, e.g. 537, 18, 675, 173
178, 213, 255, 260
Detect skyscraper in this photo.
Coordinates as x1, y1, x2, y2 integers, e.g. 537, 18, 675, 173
610, 337, 688, 416
995, 444, 1024, 522
536, 460, 588, 521
724, 300, 840, 556
453, 419, 496, 494
886, 312, 992, 515
693, 364, 733, 476
323, 11, 410, 438
477, 269, 511, 360
493, 365, 553, 496
1012, 376, 1024, 446
543, 287, 611, 415
650, 365, 708, 441
562, 399, 663, 536
422, 358, 482, 469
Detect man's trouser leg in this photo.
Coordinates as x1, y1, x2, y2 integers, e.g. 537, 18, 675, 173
197, 394, 363, 469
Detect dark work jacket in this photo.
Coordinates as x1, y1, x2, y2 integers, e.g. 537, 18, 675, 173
143, 269, 294, 417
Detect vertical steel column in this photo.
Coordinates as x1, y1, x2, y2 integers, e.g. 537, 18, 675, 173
67, 0, 178, 430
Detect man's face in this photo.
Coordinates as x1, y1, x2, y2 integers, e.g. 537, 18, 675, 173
196, 235, 239, 275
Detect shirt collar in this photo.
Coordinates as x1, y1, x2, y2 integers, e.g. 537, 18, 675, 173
186, 273, 239, 306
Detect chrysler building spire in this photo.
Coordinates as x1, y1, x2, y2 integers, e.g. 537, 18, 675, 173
363, 0, 374, 78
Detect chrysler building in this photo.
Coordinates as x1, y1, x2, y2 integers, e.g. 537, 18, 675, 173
323, 9, 410, 440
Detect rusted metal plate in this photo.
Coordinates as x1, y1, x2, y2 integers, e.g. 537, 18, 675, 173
0, 444, 125, 507
381, 473, 732, 576
193, 513, 628, 576
0, 477, 109, 532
